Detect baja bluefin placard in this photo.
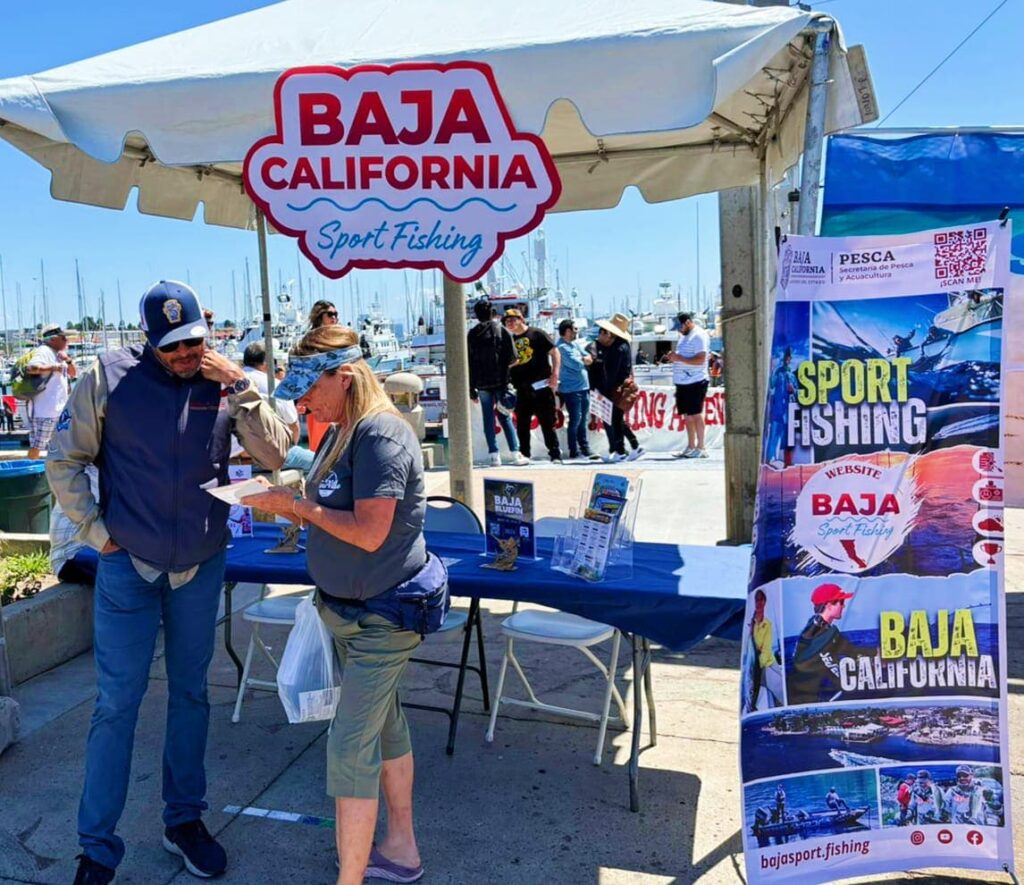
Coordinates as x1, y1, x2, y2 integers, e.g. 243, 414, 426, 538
243, 62, 560, 282
742, 222, 1015, 884
484, 478, 535, 560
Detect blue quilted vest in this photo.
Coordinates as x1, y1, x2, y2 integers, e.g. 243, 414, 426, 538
97, 344, 232, 571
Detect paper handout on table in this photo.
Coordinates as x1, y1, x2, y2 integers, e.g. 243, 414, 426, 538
205, 479, 267, 506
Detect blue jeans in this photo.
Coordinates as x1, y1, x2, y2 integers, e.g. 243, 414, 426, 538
477, 388, 519, 454
78, 548, 226, 869
561, 390, 591, 457
282, 445, 315, 473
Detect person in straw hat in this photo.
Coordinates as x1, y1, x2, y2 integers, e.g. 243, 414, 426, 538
592, 313, 636, 462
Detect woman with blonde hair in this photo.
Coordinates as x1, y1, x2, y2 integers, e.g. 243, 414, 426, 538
243, 324, 435, 885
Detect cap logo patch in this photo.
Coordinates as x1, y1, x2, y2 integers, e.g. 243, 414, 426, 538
162, 299, 184, 324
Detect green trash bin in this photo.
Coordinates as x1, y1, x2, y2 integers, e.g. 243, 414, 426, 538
0, 460, 51, 533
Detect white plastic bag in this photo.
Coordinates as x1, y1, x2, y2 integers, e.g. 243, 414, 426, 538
277, 594, 340, 723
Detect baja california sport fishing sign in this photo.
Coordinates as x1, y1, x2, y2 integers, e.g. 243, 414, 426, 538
243, 62, 561, 282
741, 222, 1015, 884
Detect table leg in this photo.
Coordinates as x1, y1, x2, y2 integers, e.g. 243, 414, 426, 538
474, 599, 491, 711
642, 637, 657, 747
629, 634, 643, 813
446, 598, 478, 756
223, 582, 243, 689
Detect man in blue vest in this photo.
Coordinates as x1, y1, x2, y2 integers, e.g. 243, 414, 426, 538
46, 282, 291, 885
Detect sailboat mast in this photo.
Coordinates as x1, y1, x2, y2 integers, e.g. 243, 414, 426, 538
0, 254, 9, 356
117, 280, 125, 347
75, 259, 85, 340
244, 257, 253, 324
100, 288, 109, 353
40, 259, 49, 326
695, 202, 701, 316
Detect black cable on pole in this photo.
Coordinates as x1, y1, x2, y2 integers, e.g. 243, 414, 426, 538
875, 0, 1009, 127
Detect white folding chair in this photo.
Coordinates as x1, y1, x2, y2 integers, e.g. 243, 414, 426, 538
485, 606, 629, 765
230, 584, 314, 723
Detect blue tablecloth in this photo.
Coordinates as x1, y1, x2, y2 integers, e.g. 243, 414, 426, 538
74, 526, 750, 652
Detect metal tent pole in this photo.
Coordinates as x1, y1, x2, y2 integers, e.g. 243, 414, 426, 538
442, 275, 474, 508
797, 20, 833, 235
255, 209, 276, 396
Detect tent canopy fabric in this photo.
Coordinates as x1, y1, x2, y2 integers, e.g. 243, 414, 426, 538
0, 0, 872, 229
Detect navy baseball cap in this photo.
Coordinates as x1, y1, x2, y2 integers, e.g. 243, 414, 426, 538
139, 281, 207, 349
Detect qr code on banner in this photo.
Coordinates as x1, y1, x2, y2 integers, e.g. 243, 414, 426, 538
934, 228, 988, 279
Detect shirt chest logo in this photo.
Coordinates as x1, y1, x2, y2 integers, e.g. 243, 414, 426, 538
319, 471, 341, 497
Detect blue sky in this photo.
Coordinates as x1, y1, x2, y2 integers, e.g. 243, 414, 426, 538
1, 0, 1022, 330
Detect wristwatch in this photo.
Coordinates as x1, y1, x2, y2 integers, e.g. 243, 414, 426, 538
225, 376, 251, 396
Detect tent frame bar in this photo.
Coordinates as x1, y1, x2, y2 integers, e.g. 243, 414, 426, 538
797, 18, 833, 235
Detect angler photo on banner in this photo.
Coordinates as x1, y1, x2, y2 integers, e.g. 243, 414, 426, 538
741, 221, 1015, 885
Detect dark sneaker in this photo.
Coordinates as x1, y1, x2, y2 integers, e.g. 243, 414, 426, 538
73, 854, 115, 885
163, 820, 227, 878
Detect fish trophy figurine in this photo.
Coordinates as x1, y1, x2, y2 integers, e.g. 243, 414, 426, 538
482, 534, 520, 571
265, 522, 304, 554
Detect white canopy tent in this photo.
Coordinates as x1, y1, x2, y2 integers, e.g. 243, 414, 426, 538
0, 0, 870, 223
0, 0, 875, 506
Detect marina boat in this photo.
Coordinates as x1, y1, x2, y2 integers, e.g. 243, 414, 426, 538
226, 289, 306, 361
357, 301, 413, 364
752, 805, 870, 844
933, 290, 1002, 335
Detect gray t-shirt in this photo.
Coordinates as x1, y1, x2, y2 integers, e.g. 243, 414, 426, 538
306, 412, 426, 601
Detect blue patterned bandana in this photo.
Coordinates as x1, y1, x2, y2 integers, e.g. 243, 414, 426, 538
274, 346, 363, 400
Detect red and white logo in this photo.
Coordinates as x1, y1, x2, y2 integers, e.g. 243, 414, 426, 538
937, 829, 954, 845
972, 509, 1004, 538
973, 538, 1003, 569
973, 448, 1003, 477
243, 62, 560, 282
966, 830, 985, 847
909, 830, 925, 846
972, 478, 1004, 508
791, 457, 920, 574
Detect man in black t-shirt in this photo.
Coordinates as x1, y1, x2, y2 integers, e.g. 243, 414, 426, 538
503, 309, 562, 462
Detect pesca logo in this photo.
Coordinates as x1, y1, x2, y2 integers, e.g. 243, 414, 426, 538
243, 62, 560, 282
936, 829, 953, 845
790, 456, 920, 574
909, 830, 925, 846
837, 249, 896, 266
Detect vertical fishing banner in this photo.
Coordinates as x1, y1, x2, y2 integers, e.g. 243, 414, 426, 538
740, 222, 1015, 884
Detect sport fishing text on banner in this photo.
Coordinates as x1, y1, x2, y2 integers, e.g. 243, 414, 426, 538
243, 62, 561, 282
741, 222, 1015, 884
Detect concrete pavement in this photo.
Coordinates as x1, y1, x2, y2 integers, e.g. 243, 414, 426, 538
1, 458, 1020, 884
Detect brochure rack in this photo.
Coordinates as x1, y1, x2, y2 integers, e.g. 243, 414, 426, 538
550, 475, 642, 582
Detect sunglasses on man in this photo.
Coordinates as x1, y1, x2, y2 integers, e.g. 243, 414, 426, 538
157, 337, 205, 354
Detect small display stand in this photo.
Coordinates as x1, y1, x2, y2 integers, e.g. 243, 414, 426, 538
550, 474, 641, 582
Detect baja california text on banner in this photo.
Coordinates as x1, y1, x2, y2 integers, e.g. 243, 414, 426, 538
740, 222, 1014, 884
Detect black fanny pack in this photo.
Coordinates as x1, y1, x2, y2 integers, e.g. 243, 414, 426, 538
319, 552, 450, 639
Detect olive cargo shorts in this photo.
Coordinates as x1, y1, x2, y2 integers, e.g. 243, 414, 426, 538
315, 596, 422, 799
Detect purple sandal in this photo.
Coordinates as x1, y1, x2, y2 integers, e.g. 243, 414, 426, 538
364, 847, 424, 883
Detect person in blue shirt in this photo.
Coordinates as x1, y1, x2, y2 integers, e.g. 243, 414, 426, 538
765, 347, 795, 467
556, 319, 598, 461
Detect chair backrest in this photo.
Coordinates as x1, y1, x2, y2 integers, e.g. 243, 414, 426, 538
425, 495, 483, 535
